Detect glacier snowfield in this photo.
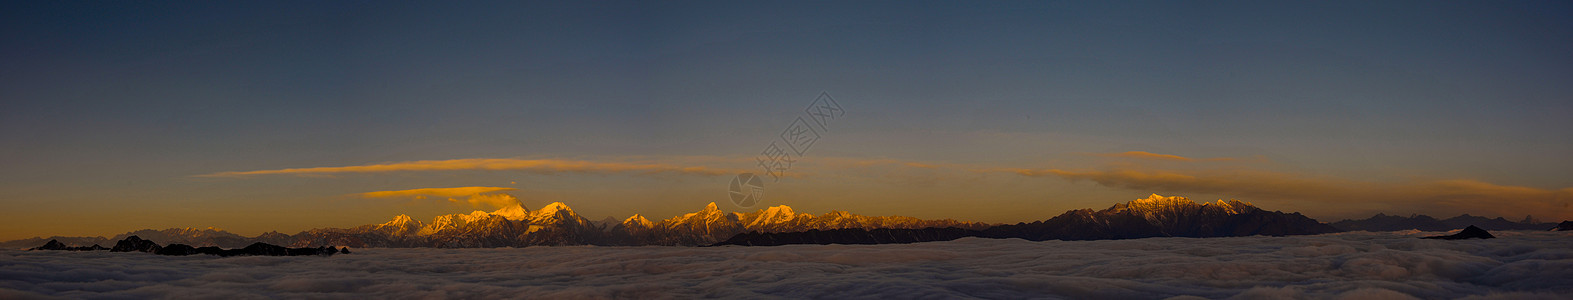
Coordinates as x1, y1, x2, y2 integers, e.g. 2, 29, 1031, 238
2, 231, 1570, 299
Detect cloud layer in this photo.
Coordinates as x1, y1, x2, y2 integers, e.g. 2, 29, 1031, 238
198, 158, 744, 178
2, 231, 1569, 299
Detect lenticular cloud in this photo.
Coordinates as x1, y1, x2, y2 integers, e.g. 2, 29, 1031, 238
3, 231, 1570, 299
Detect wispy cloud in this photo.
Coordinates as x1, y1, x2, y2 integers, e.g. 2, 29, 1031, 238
1090, 151, 1257, 162
197, 158, 745, 178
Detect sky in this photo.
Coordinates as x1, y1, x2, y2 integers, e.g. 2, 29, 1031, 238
2, 1, 1570, 240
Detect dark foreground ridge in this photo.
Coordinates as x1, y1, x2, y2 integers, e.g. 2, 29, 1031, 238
29, 236, 349, 257
711, 228, 976, 246
1421, 226, 1496, 240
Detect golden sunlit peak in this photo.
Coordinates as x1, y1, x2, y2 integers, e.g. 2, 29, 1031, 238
1135, 193, 1189, 204
622, 214, 654, 228
537, 202, 571, 213
383, 214, 415, 226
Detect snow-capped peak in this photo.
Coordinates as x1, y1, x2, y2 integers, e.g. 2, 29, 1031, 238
534, 201, 572, 215
382, 214, 415, 226
415, 210, 497, 235
666, 202, 728, 225
537, 202, 570, 215
460, 210, 493, 223
746, 205, 798, 228
1134, 194, 1190, 205
491, 204, 530, 221
527, 202, 580, 224
1206, 199, 1255, 214
623, 214, 654, 228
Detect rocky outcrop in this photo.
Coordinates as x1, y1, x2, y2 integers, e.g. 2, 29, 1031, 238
1421, 226, 1495, 240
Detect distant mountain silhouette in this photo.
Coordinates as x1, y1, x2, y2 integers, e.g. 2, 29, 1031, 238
112, 228, 254, 248
27, 240, 106, 251
2, 236, 109, 249
1331, 213, 1556, 231
1421, 226, 1495, 240
2, 228, 262, 249
979, 194, 1340, 241
29, 236, 349, 257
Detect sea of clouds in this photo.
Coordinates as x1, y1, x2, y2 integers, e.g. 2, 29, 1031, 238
2, 230, 1569, 299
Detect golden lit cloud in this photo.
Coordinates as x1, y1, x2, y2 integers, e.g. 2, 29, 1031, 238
358, 186, 517, 199
358, 186, 521, 209
460, 193, 522, 209
198, 158, 745, 178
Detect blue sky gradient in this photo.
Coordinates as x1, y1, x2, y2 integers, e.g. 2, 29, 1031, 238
3, 1, 1570, 239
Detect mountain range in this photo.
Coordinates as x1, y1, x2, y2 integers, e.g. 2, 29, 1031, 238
978, 194, 1340, 241
1329, 213, 1559, 232
2, 202, 988, 249
1, 227, 260, 249
716, 194, 1342, 246
10, 194, 1563, 249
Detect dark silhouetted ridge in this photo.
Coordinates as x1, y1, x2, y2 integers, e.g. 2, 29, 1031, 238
156, 242, 347, 257
110, 236, 162, 253
29, 236, 348, 257
1552, 221, 1573, 231
1421, 226, 1495, 240
27, 240, 108, 251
